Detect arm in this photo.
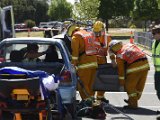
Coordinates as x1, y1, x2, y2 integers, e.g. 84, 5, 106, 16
108, 49, 116, 67
116, 58, 126, 86
107, 36, 117, 67
71, 35, 80, 67
25, 52, 46, 59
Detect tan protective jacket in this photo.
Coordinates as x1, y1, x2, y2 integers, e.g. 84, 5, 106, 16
71, 30, 98, 69
96, 34, 114, 64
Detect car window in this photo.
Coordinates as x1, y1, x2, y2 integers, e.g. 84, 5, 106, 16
0, 43, 64, 63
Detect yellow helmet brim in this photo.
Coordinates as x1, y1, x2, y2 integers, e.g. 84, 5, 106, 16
67, 24, 80, 36
111, 43, 122, 52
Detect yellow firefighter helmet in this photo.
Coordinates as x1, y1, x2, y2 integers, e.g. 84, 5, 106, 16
93, 21, 104, 32
109, 40, 122, 52
67, 24, 80, 37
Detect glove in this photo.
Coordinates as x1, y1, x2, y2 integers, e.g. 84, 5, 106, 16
71, 64, 78, 71
119, 86, 124, 92
42, 75, 59, 91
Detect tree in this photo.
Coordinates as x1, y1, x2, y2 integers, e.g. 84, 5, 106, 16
0, 0, 49, 25
25, 19, 36, 28
48, 0, 73, 21
132, 0, 160, 31
24, 19, 36, 37
34, 0, 49, 25
74, 0, 100, 21
98, 0, 134, 30
157, 0, 160, 9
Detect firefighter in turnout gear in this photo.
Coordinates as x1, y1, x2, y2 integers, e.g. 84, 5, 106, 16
152, 24, 160, 101
109, 40, 150, 109
71, 26, 98, 100
93, 20, 116, 101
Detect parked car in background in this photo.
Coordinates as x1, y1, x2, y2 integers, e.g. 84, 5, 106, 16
47, 21, 58, 28
14, 23, 27, 29
31, 26, 40, 31
14, 23, 28, 32
51, 22, 63, 36
43, 21, 63, 38
53, 22, 63, 29
39, 22, 48, 28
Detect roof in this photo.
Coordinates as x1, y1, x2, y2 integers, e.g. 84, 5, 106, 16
0, 37, 63, 44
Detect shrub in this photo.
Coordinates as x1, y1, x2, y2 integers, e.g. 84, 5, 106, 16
24, 19, 36, 28
130, 24, 136, 28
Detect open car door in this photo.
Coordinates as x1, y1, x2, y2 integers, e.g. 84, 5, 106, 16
92, 63, 121, 92
0, 5, 15, 41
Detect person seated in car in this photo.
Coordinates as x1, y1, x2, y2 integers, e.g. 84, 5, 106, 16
44, 45, 59, 62
22, 44, 46, 62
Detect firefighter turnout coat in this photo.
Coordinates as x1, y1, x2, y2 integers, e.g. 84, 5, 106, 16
95, 34, 112, 64
71, 29, 98, 99
115, 43, 150, 108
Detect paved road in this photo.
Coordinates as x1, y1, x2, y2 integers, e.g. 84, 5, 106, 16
80, 40, 160, 120
103, 56, 159, 120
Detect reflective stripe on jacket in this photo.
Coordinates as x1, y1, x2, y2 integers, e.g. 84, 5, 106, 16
152, 41, 160, 71
127, 63, 149, 74
129, 92, 137, 97
117, 43, 146, 64
72, 56, 78, 60
78, 62, 98, 69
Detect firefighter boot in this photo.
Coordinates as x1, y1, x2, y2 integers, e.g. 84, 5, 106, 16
123, 97, 138, 110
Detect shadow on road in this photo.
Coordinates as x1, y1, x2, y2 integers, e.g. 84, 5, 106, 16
105, 106, 157, 115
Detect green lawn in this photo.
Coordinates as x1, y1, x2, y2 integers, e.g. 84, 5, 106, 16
108, 28, 143, 36
16, 28, 143, 37
16, 31, 44, 38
